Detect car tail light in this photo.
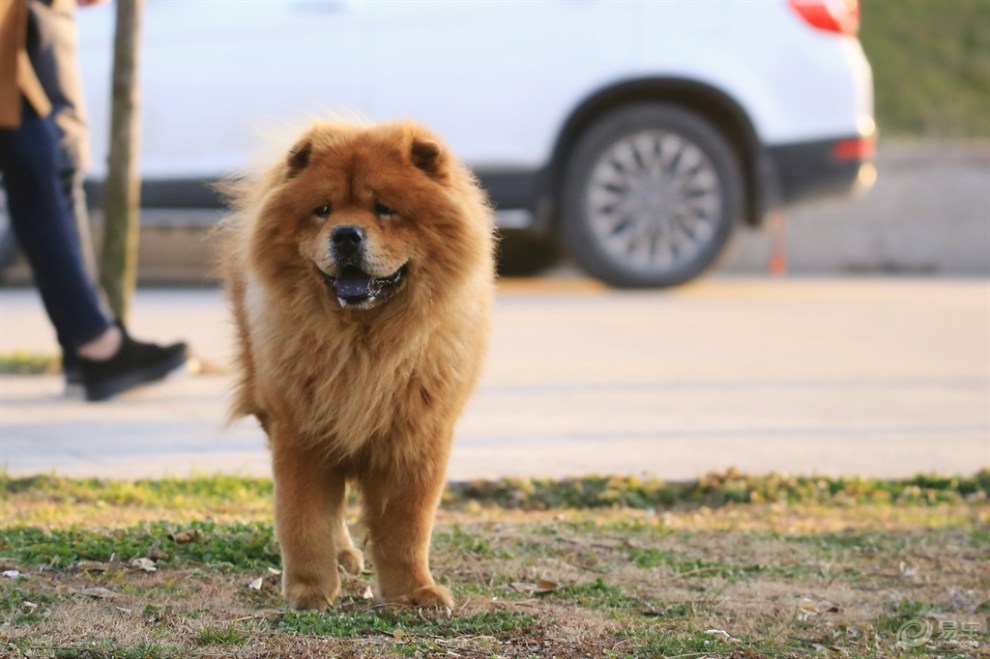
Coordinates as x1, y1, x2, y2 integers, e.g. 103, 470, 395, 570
832, 136, 875, 161
788, 0, 860, 37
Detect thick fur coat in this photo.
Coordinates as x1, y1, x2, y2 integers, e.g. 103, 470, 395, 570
219, 120, 495, 610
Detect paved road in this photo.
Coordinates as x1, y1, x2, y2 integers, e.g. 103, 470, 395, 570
1, 277, 987, 480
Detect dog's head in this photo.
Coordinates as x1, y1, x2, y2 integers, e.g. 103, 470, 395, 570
248, 121, 492, 312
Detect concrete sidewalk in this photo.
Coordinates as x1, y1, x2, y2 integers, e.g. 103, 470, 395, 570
2, 277, 988, 480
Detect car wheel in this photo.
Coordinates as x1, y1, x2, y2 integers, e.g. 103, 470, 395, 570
0, 185, 20, 278
560, 103, 743, 288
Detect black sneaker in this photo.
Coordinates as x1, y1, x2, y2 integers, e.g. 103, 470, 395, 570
79, 327, 188, 402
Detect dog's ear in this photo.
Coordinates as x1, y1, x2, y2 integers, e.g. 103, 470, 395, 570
411, 138, 447, 180
286, 139, 312, 178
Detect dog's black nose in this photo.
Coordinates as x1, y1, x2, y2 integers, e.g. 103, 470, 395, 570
331, 225, 365, 256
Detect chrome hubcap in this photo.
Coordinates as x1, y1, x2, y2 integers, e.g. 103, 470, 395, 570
585, 130, 723, 273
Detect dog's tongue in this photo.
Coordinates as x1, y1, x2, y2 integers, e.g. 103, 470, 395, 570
335, 269, 372, 298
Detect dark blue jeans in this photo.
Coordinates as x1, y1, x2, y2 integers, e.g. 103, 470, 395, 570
0, 101, 110, 352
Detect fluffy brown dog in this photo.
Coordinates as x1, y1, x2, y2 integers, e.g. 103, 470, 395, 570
219, 120, 495, 610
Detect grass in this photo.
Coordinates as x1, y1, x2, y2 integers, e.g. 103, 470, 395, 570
862, 0, 990, 139
1, 520, 278, 570
0, 352, 60, 376
1, 470, 988, 657
444, 470, 990, 510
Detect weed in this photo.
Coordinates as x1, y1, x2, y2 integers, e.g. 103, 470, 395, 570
560, 578, 648, 611
277, 608, 535, 639
444, 470, 990, 511
2, 588, 50, 626
195, 625, 247, 646
0, 520, 279, 571
435, 524, 496, 558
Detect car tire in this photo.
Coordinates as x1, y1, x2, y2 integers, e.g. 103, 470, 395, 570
559, 103, 743, 288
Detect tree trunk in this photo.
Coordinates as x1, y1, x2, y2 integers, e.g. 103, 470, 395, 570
99, 0, 144, 321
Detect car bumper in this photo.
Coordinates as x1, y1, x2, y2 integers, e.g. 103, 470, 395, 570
765, 134, 877, 207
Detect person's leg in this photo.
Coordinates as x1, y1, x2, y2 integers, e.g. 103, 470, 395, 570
57, 168, 100, 385
60, 169, 98, 280
0, 102, 111, 352
27, 0, 99, 283
1, 101, 189, 402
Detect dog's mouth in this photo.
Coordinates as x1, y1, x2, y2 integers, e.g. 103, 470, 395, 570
321, 264, 407, 309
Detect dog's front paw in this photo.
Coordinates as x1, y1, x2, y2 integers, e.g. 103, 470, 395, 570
284, 577, 337, 611
391, 584, 454, 609
337, 547, 364, 575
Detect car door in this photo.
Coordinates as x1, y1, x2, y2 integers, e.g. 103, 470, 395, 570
78, 0, 373, 179
364, 1, 637, 171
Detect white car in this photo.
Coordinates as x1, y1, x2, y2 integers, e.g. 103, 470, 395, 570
65, 0, 874, 287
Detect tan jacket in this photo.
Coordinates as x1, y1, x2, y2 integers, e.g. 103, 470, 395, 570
1, 0, 52, 128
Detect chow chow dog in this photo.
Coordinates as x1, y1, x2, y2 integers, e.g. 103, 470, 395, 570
219, 120, 495, 610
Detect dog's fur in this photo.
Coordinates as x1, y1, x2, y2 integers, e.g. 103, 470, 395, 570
219, 120, 495, 610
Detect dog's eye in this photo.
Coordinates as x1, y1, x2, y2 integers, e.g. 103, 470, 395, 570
313, 204, 331, 219
373, 201, 396, 219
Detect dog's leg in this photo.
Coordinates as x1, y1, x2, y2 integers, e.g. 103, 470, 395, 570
270, 428, 346, 610
335, 489, 364, 575
360, 464, 453, 609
